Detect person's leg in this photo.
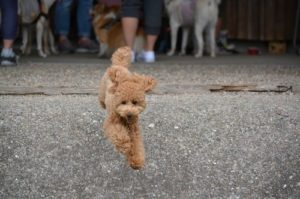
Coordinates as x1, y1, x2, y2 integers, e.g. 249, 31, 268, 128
55, 0, 72, 39
143, 0, 163, 50
3, 40, 14, 50
76, 0, 93, 38
121, 0, 141, 48
122, 17, 139, 49
0, 0, 18, 45
121, 0, 141, 61
55, 0, 75, 53
0, 0, 18, 65
139, 0, 163, 62
76, 0, 98, 52
144, 35, 157, 52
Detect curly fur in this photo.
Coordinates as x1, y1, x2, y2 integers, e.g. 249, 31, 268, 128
99, 46, 157, 169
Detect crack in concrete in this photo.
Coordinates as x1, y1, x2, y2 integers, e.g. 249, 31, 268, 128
0, 84, 297, 96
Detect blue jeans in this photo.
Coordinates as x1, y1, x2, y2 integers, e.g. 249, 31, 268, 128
0, 0, 18, 40
55, 0, 93, 38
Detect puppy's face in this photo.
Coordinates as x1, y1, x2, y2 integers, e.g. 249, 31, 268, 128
108, 70, 157, 121
113, 81, 146, 120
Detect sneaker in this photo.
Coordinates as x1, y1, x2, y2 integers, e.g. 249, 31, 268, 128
131, 51, 136, 63
137, 50, 155, 63
1, 53, 18, 66
76, 38, 98, 53
57, 38, 75, 53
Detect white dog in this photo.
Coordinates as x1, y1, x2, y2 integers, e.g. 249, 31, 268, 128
164, 0, 221, 57
18, 0, 57, 58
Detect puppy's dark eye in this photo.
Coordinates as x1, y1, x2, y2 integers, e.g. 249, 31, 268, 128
132, 100, 138, 105
121, 101, 126, 105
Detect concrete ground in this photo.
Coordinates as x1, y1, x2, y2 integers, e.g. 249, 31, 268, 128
0, 53, 300, 198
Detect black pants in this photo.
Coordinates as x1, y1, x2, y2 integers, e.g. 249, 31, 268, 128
121, 0, 163, 35
0, 0, 18, 40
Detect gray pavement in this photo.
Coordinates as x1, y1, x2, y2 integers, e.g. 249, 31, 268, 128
1, 54, 300, 198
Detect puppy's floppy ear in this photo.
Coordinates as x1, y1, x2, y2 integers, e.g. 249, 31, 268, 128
107, 67, 120, 83
141, 75, 157, 92
131, 73, 157, 92
107, 68, 120, 94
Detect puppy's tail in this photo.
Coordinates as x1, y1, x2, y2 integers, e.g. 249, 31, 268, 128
111, 46, 132, 68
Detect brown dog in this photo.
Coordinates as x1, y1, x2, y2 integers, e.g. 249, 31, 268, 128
99, 46, 156, 169
92, 4, 144, 58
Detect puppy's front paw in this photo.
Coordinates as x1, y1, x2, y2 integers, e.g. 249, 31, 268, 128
116, 139, 131, 155
128, 156, 144, 170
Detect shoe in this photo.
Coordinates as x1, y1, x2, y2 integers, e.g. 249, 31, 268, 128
131, 51, 136, 63
1, 53, 18, 66
57, 39, 75, 53
76, 38, 98, 53
137, 50, 155, 63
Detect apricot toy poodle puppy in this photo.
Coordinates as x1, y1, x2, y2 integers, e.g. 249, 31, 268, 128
99, 46, 156, 169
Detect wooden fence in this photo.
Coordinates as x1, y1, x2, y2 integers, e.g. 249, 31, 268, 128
220, 0, 299, 41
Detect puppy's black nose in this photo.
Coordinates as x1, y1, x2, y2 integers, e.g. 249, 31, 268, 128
127, 113, 132, 118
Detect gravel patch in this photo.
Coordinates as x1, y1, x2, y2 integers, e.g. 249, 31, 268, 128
1, 93, 299, 198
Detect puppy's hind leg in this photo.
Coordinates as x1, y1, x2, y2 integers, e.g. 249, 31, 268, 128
207, 24, 216, 57
43, 23, 50, 55
194, 23, 205, 58
49, 30, 58, 54
179, 27, 189, 56
20, 26, 29, 54
36, 17, 47, 58
167, 20, 180, 56
27, 28, 33, 55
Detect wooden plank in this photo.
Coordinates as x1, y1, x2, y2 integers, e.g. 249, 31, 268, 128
297, 0, 300, 40
247, 0, 253, 39
259, 0, 266, 40
237, 0, 248, 39
265, 0, 275, 41
275, 0, 286, 40
286, 0, 299, 40
225, 0, 238, 39
286, 0, 294, 40
248, 0, 260, 40
221, 0, 298, 41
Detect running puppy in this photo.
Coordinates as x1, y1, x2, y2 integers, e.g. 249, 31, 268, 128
99, 46, 156, 169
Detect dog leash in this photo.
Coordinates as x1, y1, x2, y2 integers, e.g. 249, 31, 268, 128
27, 0, 49, 25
